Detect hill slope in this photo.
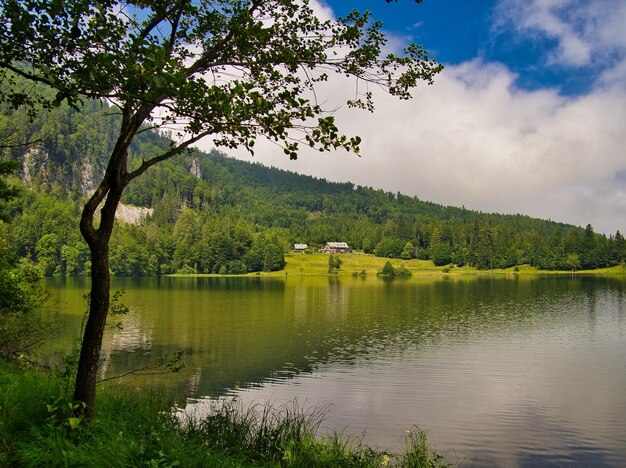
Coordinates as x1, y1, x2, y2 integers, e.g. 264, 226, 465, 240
2, 97, 624, 275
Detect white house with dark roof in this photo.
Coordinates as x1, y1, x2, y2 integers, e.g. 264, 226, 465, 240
320, 242, 351, 254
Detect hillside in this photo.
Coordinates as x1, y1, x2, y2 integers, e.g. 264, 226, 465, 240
1, 97, 624, 276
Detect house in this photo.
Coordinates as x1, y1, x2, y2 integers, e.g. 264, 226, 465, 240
320, 242, 351, 254
293, 243, 308, 253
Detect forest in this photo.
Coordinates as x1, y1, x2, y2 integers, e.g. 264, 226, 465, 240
1, 94, 624, 276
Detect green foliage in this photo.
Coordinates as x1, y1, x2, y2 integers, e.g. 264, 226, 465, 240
328, 254, 343, 273
0, 155, 50, 361
379, 261, 396, 277
375, 238, 406, 259
395, 265, 413, 278
1, 363, 447, 467
45, 397, 87, 432
227, 260, 247, 275
377, 261, 412, 278
0, 158, 19, 221
431, 243, 452, 266
263, 243, 286, 272
1, 81, 624, 275
402, 426, 447, 467
401, 241, 415, 260
0, 0, 441, 159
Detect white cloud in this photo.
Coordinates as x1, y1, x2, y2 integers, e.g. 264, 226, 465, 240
196, 0, 626, 235
495, 0, 626, 70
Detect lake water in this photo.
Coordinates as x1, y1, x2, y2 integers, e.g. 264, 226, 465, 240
41, 275, 626, 466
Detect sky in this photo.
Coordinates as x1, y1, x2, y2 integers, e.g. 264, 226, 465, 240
198, 0, 626, 234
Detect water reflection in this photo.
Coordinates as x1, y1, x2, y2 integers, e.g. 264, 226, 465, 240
41, 275, 626, 466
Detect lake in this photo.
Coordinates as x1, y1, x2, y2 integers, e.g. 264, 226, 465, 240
41, 275, 626, 467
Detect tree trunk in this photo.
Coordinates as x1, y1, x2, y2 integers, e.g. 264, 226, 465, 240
73, 238, 110, 419
73, 154, 128, 419
72, 105, 152, 420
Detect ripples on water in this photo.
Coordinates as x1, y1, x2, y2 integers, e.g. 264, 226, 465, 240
44, 276, 626, 467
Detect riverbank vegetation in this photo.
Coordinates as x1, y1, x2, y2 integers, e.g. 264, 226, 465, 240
0, 361, 447, 467
173, 252, 626, 278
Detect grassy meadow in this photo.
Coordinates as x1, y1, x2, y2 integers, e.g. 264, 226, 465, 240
254, 252, 626, 278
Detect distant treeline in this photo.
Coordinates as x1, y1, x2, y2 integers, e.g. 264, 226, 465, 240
1, 89, 624, 275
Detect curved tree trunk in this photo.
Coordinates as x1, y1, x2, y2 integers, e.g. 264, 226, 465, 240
73, 141, 130, 419
73, 237, 110, 418
72, 105, 156, 420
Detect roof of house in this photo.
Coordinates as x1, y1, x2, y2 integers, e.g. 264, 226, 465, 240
293, 243, 308, 249
326, 242, 350, 248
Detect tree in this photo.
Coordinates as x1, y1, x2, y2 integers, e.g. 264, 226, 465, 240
401, 241, 415, 260
374, 238, 405, 258
35, 232, 61, 275
431, 243, 452, 266
262, 243, 285, 272
0, 0, 441, 417
0, 158, 19, 221
328, 254, 343, 273
0, 158, 48, 360
379, 260, 395, 276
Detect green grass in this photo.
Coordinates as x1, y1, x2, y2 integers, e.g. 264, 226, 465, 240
249, 253, 469, 278
0, 361, 448, 467
168, 252, 626, 279
272, 253, 626, 278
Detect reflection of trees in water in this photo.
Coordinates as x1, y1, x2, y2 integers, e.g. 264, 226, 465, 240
99, 312, 152, 381
47, 276, 626, 404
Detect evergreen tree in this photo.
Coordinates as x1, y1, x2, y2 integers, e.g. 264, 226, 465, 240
401, 242, 415, 260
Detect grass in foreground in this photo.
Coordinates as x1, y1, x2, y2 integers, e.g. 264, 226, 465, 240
0, 361, 448, 467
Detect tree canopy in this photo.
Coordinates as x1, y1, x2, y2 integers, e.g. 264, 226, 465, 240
1, 0, 441, 158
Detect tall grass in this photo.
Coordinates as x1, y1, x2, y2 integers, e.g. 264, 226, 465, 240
0, 361, 448, 467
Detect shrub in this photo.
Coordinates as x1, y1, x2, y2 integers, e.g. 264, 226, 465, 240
0, 260, 50, 361
378, 261, 395, 276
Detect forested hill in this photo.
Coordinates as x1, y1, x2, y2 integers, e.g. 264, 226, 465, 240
2, 95, 624, 276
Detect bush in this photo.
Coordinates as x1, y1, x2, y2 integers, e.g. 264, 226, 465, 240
377, 261, 412, 278
378, 261, 395, 276
401, 242, 415, 260
431, 244, 452, 266
395, 265, 412, 277
0, 260, 50, 361
176, 264, 196, 275
328, 255, 343, 273
416, 249, 430, 260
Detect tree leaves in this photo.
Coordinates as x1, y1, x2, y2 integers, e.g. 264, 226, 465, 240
0, 0, 442, 159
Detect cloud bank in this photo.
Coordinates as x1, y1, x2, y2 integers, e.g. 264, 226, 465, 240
198, 0, 626, 234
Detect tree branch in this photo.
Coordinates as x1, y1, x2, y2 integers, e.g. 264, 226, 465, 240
96, 351, 185, 383
185, 0, 264, 77
0, 62, 56, 88
127, 130, 215, 182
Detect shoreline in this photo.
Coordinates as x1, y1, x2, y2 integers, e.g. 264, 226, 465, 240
166, 252, 626, 278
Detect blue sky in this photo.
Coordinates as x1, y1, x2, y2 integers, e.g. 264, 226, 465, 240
325, 0, 618, 96
215, 0, 626, 234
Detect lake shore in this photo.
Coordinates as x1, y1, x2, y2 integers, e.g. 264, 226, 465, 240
0, 361, 447, 467
168, 252, 626, 278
